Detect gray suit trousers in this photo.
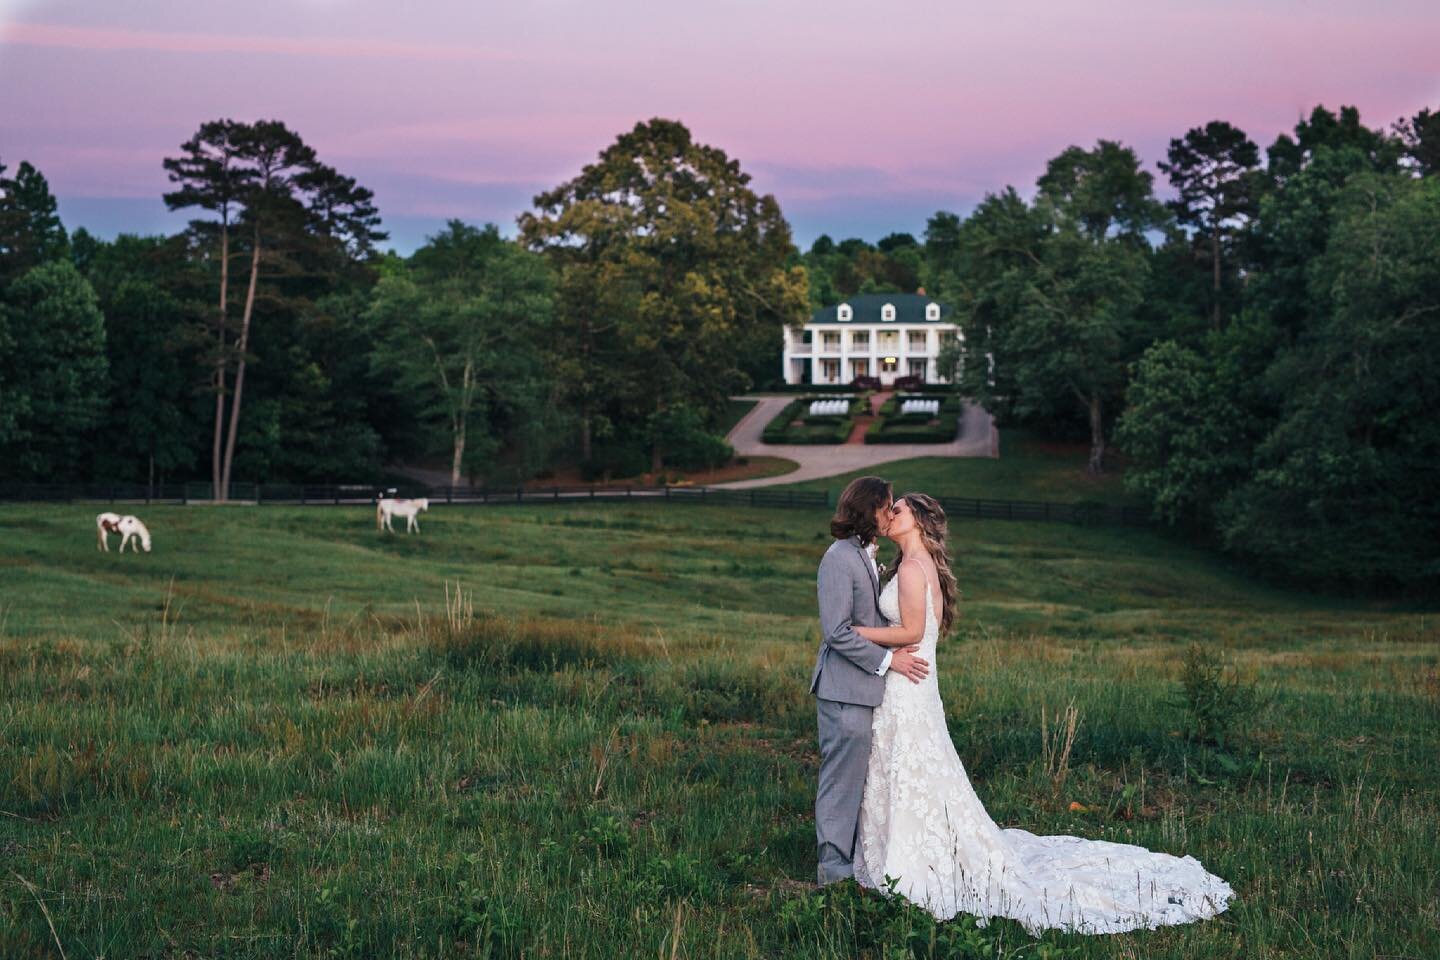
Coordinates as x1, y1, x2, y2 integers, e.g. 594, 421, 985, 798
815, 696, 873, 885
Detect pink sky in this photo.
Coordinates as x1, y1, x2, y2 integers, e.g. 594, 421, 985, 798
2, 0, 1437, 251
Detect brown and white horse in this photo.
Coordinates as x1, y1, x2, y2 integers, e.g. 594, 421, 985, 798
96, 512, 152, 553
376, 497, 428, 534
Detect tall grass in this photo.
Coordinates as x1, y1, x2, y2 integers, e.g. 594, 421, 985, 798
0, 503, 1436, 958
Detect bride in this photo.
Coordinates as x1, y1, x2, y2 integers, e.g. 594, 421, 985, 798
850, 493, 1234, 935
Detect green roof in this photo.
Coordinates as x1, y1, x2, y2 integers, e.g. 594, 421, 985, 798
809, 293, 954, 325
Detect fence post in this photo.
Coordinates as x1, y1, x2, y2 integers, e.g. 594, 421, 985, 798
590, 486, 596, 500
334, 487, 340, 505
516, 487, 523, 503
750, 489, 756, 506
554, 486, 560, 502
665, 485, 670, 501
627, 486, 632, 499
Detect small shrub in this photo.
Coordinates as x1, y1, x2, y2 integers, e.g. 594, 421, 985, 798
1175, 643, 1261, 748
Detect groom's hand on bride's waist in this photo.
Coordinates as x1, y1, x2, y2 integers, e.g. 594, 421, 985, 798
892, 646, 929, 684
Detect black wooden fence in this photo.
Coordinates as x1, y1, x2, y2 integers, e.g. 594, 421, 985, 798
0, 481, 1149, 526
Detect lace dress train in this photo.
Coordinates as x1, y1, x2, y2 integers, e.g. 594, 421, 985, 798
854, 580, 1234, 935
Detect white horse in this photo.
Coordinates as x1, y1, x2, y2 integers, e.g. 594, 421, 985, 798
377, 497, 428, 534
96, 512, 152, 553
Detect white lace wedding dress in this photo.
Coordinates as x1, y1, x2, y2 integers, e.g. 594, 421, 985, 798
855, 577, 1234, 935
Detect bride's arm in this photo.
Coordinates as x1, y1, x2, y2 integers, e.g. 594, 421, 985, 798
855, 561, 927, 648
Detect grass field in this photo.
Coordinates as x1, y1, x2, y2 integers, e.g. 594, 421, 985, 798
1, 501, 1436, 958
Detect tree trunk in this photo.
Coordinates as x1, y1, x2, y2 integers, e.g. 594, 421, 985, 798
1087, 394, 1105, 475
212, 226, 230, 500
1211, 226, 1222, 329
580, 404, 593, 462
450, 415, 465, 488
221, 233, 261, 496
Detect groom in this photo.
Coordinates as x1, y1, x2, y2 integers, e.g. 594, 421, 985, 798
812, 475, 929, 886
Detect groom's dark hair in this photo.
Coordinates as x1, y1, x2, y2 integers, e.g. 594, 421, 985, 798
830, 476, 893, 545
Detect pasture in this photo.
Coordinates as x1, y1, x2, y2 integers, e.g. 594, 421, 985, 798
0, 500, 1436, 958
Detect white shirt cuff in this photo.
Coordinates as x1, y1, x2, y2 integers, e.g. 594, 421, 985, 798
876, 650, 893, 676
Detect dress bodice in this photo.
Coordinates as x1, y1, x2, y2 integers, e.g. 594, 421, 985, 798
879, 575, 940, 663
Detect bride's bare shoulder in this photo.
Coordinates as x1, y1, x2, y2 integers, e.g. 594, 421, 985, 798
896, 556, 928, 586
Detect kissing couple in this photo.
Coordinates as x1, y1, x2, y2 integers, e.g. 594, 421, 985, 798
811, 476, 1234, 935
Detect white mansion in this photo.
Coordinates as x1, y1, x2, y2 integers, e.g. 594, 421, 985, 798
782, 293, 962, 386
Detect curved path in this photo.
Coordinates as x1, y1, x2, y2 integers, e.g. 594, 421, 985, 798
716, 395, 997, 489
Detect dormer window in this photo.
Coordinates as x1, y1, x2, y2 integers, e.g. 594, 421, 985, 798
837, 304, 853, 322
925, 303, 940, 321
881, 303, 896, 322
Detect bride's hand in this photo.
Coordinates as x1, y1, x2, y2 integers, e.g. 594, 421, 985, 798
891, 645, 929, 684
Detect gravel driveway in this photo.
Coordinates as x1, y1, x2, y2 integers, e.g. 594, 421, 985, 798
716, 395, 997, 489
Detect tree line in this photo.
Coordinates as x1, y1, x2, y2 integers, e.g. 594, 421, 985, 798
0, 118, 801, 494
926, 105, 1439, 590
1, 105, 1436, 588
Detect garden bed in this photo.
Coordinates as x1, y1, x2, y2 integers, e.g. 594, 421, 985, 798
761, 395, 865, 444
864, 393, 963, 444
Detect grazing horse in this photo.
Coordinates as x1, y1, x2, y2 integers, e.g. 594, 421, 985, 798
377, 497, 428, 534
96, 512, 152, 553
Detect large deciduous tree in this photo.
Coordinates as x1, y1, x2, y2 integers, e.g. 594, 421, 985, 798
520, 118, 808, 470
368, 222, 554, 487
1157, 121, 1261, 328
955, 142, 1166, 473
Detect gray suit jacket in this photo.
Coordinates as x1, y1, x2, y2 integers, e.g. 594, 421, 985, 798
811, 535, 887, 707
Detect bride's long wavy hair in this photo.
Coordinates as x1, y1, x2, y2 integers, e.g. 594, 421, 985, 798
883, 493, 960, 635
